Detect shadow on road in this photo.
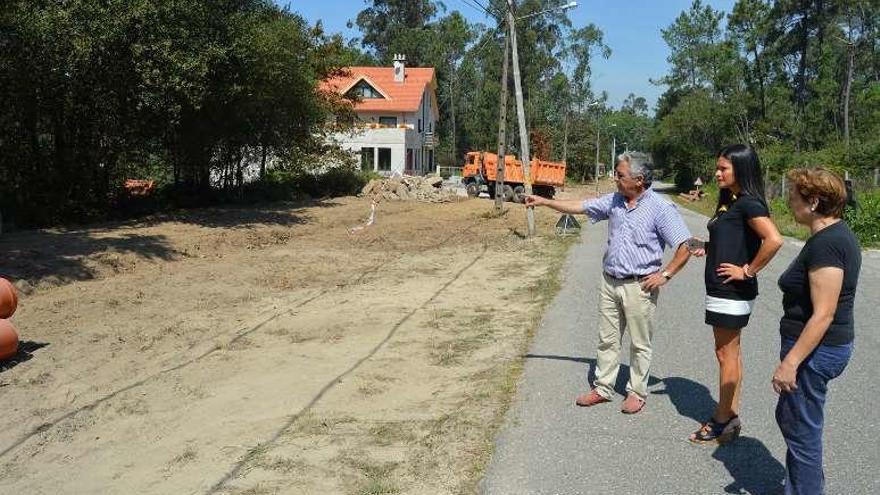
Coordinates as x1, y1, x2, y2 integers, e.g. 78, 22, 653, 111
654, 376, 785, 495
652, 376, 716, 422
524, 354, 661, 396
524, 354, 785, 494
712, 436, 785, 495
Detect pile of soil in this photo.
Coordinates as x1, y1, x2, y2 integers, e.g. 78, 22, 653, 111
361, 175, 461, 203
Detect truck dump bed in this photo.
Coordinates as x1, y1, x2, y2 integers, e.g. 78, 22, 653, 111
466, 152, 565, 187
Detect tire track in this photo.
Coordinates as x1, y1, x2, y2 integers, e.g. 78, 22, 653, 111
206, 244, 489, 494
0, 223, 478, 461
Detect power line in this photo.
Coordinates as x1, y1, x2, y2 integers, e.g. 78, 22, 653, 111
456, 0, 504, 21
470, 0, 506, 19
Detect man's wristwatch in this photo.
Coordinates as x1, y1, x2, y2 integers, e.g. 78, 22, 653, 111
661, 270, 672, 280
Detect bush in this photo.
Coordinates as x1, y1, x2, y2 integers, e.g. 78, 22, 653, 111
845, 189, 880, 248
298, 166, 370, 198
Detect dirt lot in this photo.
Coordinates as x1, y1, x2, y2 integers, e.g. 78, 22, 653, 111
0, 185, 598, 494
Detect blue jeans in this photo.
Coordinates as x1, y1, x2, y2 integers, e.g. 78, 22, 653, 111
775, 336, 853, 495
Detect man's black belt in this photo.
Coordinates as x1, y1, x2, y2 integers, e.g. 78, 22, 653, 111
604, 272, 646, 281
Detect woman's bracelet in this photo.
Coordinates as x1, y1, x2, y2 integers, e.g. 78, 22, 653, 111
743, 264, 755, 278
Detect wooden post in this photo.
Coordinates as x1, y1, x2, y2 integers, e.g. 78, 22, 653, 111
495, 35, 510, 211
594, 107, 600, 193
562, 108, 569, 166
507, 0, 535, 236
449, 64, 457, 173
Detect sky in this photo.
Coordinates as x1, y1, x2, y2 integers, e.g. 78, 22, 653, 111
287, 0, 738, 111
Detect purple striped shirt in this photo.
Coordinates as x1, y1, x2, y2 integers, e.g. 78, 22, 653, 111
582, 188, 691, 278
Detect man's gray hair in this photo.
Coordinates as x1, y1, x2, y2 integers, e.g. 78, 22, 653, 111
616, 152, 653, 187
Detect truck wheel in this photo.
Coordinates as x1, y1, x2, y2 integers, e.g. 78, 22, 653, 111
512, 185, 525, 203
501, 185, 514, 202
465, 182, 480, 198
535, 186, 555, 199
486, 184, 496, 199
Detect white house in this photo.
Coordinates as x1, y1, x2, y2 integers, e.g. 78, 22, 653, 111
322, 55, 439, 176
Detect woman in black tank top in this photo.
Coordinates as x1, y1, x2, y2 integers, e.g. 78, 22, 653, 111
688, 145, 783, 444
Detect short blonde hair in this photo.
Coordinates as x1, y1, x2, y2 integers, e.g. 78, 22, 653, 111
786, 167, 847, 218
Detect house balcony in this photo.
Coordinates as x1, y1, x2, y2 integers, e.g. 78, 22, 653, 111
357, 122, 415, 130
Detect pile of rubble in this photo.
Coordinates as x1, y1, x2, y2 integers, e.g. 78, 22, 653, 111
360, 174, 460, 203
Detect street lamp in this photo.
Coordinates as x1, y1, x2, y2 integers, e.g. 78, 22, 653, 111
516, 1, 577, 21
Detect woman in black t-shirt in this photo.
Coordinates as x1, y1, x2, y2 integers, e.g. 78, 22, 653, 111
688, 145, 783, 444
774, 168, 860, 495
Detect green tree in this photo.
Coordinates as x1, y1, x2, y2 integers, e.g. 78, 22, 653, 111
0, 0, 346, 227
353, 0, 438, 64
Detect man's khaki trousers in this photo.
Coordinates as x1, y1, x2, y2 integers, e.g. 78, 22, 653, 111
593, 273, 659, 400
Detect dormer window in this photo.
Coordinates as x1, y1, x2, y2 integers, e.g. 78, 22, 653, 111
346, 80, 384, 99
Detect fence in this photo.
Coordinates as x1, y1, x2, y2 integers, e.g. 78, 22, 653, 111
765, 167, 879, 201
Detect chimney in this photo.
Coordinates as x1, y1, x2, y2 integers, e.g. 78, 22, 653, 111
393, 54, 406, 83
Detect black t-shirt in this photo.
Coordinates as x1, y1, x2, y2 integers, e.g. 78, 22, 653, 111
778, 221, 861, 345
705, 194, 769, 300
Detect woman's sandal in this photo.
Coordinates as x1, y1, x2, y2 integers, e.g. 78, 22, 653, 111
688, 415, 742, 445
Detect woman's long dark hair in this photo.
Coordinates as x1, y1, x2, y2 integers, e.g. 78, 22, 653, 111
716, 144, 767, 210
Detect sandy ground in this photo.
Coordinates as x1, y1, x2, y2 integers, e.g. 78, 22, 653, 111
0, 185, 598, 494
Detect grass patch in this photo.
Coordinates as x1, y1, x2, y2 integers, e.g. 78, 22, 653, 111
337, 452, 400, 495
289, 412, 357, 436
429, 316, 496, 367
264, 456, 307, 474
426, 234, 577, 494
476, 207, 511, 220
240, 443, 270, 467
357, 380, 385, 397
166, 445, 198, 471
367, 421, 422, 446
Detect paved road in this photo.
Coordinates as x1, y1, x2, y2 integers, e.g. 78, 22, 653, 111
481, 191, 880, 495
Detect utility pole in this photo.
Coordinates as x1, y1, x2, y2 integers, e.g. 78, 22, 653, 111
507, 0, 535, 236
593, 107, 600, 193
562, 84, 572, 168
562, 108, 569, 166
449, 62, 457, 172
494, 36, 510, 211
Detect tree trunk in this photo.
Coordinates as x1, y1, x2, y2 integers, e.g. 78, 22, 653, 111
843, 39, 854, 147
754, 48, 766, 119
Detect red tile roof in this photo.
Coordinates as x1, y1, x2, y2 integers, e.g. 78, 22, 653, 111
321, 67, 437, 115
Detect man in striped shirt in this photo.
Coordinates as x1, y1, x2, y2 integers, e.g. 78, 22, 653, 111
526, 153, 692, 414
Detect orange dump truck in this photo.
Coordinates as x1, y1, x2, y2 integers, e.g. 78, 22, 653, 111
461, 151, 565, 202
